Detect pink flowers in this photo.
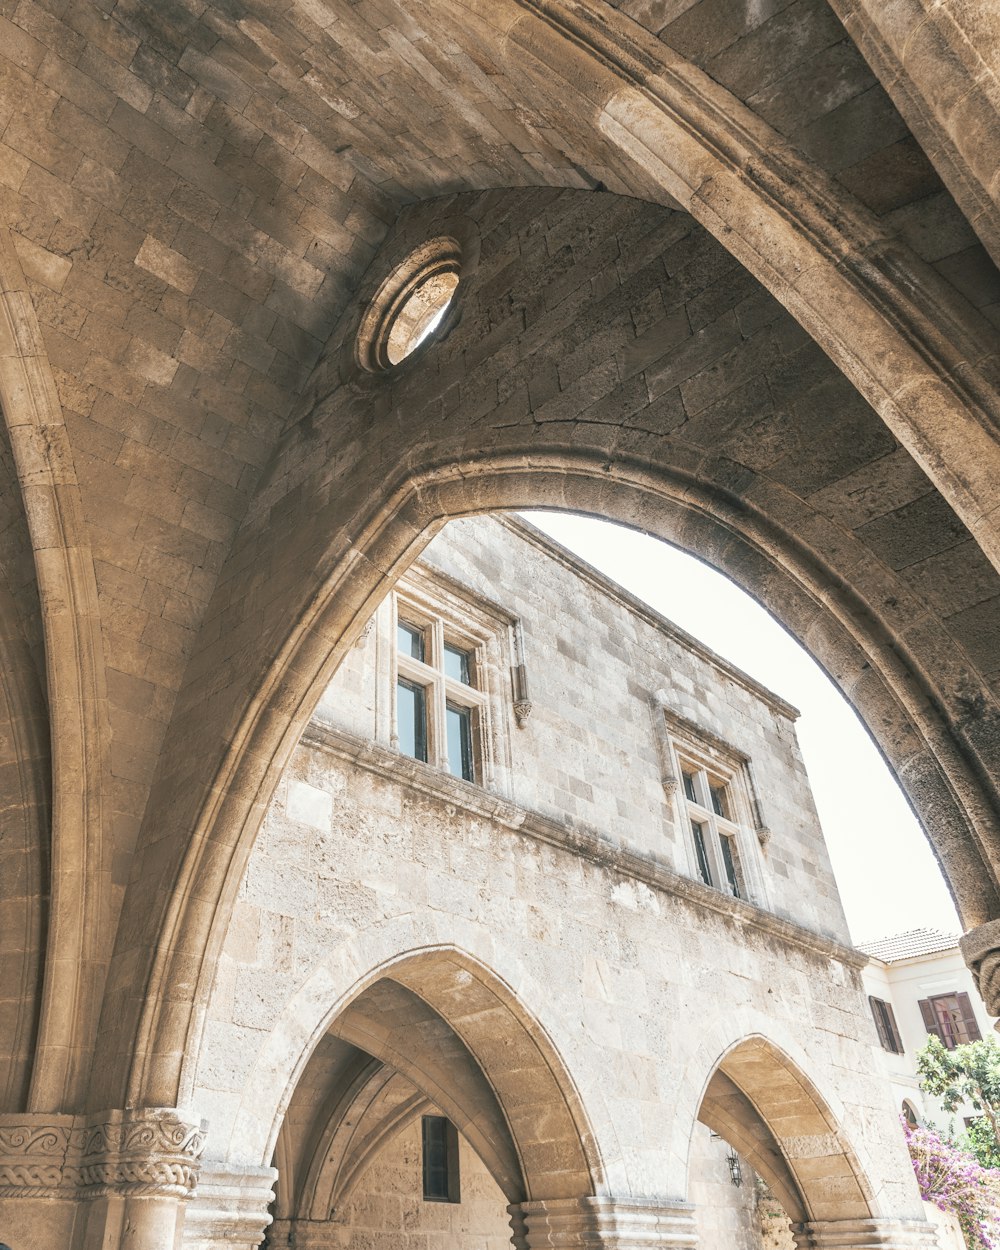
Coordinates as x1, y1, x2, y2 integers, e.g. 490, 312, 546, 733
902, 1119, 1000, 1250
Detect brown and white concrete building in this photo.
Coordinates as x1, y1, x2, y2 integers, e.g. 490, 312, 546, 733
861, 927, 1000, 1132
1, 1, 1000, 1247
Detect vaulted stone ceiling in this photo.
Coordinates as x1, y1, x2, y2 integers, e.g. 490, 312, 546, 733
0, 0, 998, 1117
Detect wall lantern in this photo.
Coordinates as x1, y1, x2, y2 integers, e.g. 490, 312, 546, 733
726, 1148, 742, 1187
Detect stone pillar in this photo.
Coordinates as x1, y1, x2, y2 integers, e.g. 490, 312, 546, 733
509, 1196, 698, 1250
181, 1161, 278, 1249
0, 1108, 205, 1250
791, 1218, 940, 1248
264, 1219, 341, 1249
960, 921, 1000, 1024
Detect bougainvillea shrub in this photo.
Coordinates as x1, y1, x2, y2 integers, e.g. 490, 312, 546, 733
903, 1119, 1000, 1250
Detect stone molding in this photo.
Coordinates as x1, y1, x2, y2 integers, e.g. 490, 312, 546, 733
302, 721, 867, 971
265, 1220, 340, 1250
182, 1161, 278, 1250
0, 1109, 205, 1201
510, 1196, 698, 1250
504, 0, 1000, 575
959, 920, 1000, 1020
791, 1218, 940, 1248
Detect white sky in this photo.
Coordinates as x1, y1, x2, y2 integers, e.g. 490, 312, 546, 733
520, 510, 961, 945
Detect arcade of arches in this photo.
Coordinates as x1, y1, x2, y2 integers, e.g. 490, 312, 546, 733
0, 0, 998, 1246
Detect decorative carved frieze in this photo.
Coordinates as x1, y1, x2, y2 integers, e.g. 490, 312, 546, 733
0, 1109, 205, 1202
0, 1119, 74, 1197
960, 920, 1000, 1021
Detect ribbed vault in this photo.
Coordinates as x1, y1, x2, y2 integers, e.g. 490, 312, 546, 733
102, 187, 1000, 1115
0, 0, 997, 1130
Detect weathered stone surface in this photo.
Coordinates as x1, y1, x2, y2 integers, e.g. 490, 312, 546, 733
0, 2, 998, 1245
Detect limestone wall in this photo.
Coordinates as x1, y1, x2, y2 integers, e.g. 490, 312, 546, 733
316, 514, 848, 943
191, 733, 919, 1216
688, 1123, 760, 1250
301, 1119, 511, 1250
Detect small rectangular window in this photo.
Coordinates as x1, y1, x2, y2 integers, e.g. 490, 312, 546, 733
397, 680, 427, 762
444, 643, 471, 684
446, 703, 474, 781
710, 784, 728, 819
682, 771, 697, 803
398, 620, 425, 662
422, 1115, 460, 1202
691, 820, 712, 886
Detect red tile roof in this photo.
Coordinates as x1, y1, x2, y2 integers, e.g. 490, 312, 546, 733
858, 927, 961, 963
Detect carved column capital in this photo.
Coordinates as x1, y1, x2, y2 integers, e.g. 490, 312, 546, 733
74, 1108, 206, 1199
0, 1117, 75, 1198
960, 920, 1000, 1020
0, 1108, 205, 1202
791, 1218, 939, 1248
514, 699, 533, 726
509, 1196, 697, 1250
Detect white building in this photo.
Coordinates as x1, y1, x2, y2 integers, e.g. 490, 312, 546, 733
861, 928, 998, 1133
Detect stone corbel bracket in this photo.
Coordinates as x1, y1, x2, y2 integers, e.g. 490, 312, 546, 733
0, 1108, 206, 1202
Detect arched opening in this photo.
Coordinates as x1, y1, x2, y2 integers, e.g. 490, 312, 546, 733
265, 980, 527, 1248
107, 187, 1000, 1117
213, 946, 604, 1250
693, 1036, 877, 1247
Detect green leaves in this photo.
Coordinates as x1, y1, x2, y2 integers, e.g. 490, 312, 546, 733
917, 1035, 1000, 1168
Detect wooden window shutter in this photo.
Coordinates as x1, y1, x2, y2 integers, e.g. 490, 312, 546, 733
918, 998, 942, 1042
869, 996, 891, 1050
956, 992, 982, 1042
883, 1000, 904, 1053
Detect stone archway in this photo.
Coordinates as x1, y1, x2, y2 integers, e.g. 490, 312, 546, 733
696, 1036, 874, 1225
212, 944, 603, 1198
102, 187, 1000, 1120
0, 230, 110, 1114
693, 1035, 931, 1246
183, 943, 608, 1249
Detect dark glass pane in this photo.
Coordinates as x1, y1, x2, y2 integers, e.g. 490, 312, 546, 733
720, 834, 740, 898
710, 784, 728, 818
691, 820, 712, 886
397, 680, 427, 761
397, 620, 425, 661
422, 1116, 450, 1200
446, 703, 474, 781
682, 772, 697, 803
444, 643, 471, 684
